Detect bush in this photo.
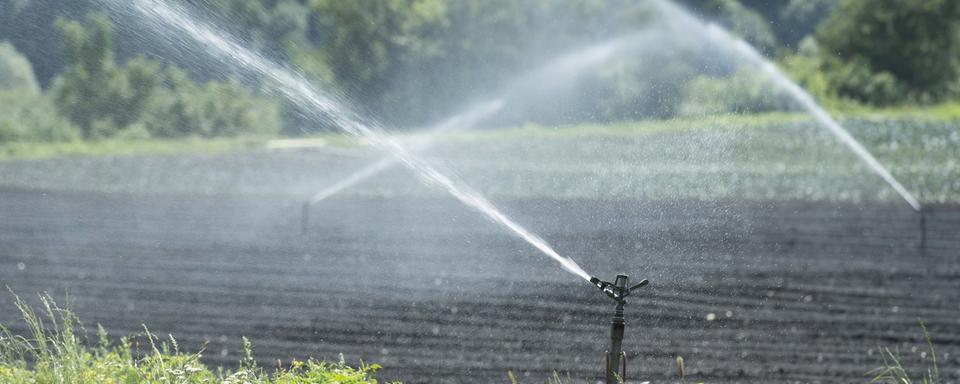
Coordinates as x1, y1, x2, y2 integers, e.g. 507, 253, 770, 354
142, 68, 281, 138
0, 89, 80, 143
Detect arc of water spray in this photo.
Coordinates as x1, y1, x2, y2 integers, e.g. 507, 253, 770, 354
306, 34, 644, 206
306, 100, 504, 205
652, 0, 921, 211
108, 0, 592, 281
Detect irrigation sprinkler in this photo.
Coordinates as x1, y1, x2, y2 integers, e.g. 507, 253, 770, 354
590, 274, 649, 384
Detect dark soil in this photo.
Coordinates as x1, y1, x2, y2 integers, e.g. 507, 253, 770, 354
1, 187, 958, 383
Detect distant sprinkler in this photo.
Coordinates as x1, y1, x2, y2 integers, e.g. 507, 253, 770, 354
590, 274, 649, 384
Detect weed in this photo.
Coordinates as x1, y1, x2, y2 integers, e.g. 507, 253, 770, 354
0, 292, 395, 383
868, 321, 940, 384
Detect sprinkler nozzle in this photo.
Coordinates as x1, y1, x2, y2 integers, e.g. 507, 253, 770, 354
590, 274, 648, 303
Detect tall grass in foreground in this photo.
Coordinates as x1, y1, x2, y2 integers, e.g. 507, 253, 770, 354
868, 322, 940, 384
0, 293, 393, 383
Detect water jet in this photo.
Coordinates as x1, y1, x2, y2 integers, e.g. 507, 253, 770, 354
590, 274, 649, 384
650, 0, 921, 212
298, 30, 664, 232
106, 0, 594, 283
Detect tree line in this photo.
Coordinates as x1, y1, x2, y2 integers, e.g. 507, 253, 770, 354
1, 0, 958, 143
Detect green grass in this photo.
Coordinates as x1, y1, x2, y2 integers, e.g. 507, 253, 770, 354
868, 322, 941, 384
0, 109, 957, 204
0, 136, 270, 161
0, 294, 395, 384
401, 112, 959, 204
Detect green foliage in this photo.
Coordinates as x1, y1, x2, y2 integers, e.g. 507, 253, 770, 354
202, 0, 311, 51
48, 11, 281, 140
50, 13, 156, 138
309, 0, 624, 126
816, 0, 960, 104
0, 90, 80, 143
143, 68, 282, 138
0, 40, 79, 143
308, 0, 451, 124
5, 0, 960, 137
0, 41, 40, 94
0, 293, 394, 383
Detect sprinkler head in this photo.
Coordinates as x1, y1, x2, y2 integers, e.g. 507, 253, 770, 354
591, 274, 648, 304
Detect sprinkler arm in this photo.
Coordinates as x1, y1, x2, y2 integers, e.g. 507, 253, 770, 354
590, 275, 648, 303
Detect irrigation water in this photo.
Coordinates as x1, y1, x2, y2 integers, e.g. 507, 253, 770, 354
305, 100, 505, 207
304, 31, 662, 207
104, 0, 593, 282
651, 0, 922, 211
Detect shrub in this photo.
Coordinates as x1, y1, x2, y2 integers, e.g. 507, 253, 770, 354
0, 89, 80, 143
142, 67, 281, 138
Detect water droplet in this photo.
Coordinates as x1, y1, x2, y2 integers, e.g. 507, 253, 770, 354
705, 313, 716, 321
725, 310, 733, 318
220, 349, 228, 357
16, 262, 25, 271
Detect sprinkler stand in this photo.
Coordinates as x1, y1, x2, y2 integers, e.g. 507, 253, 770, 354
590, 274, 648, 384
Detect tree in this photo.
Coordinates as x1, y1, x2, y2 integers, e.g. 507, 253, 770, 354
50, 12, 134, 137
0, 40, 79, 143
308, 0, 451, 125
0, 41, 40, 94
816, 0, 960, 104
50, 11, 281, 139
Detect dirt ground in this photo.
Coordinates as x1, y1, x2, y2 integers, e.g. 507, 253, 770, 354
1, 187, 958, 383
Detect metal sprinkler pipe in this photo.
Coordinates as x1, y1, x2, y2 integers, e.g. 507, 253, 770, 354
590, 274, 649, 384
